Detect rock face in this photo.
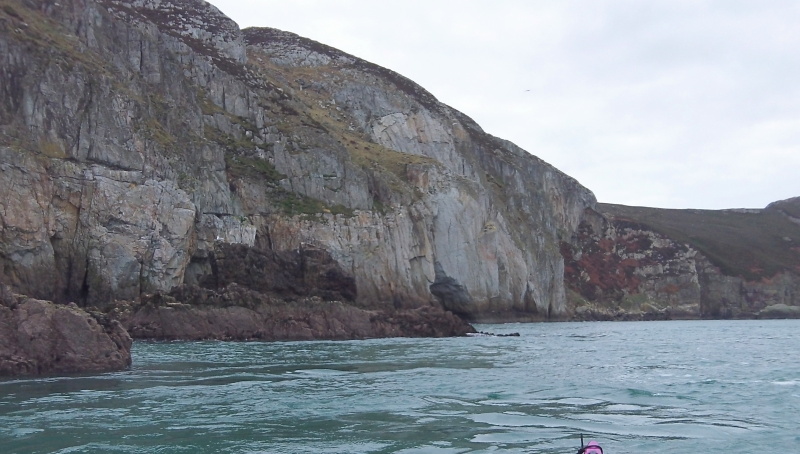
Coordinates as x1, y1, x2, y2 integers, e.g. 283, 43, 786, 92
0, 0, 594, 324
563, 202, 800, 319
0, 285, 132, 376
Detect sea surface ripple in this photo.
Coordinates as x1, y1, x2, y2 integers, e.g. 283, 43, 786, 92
1, 320, 799, 453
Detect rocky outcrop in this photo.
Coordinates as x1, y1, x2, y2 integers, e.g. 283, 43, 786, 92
563, 202, 800, 319
111, 246, 474, 340
757, 304, 800, 319
562, 211, 703, 319
0, 0, 594, 325
110, 284, 475, 340
0, 285, 131, 376
196, 243, 357, 303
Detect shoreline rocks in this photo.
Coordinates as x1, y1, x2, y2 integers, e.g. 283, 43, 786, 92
108, 284, 475, 341
0, 285, 132, 377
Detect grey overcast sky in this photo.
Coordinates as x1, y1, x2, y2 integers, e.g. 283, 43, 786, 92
209, 0, 799, 209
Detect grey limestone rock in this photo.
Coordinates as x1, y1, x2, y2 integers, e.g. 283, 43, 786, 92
0, 0, 598, 322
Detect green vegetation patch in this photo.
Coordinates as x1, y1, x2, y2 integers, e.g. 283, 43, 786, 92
204, 124, 283, 183
349, 140, 435, 187
620, 293, 653, 311
245, 53, 441, 193
140, 117, 176, 149
39, 140, 67, 158
195, 87, 230, 117
275, 191, 354, 218
225, 154, 284, 182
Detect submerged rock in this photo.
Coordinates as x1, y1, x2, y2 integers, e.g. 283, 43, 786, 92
0, 285, 132, 376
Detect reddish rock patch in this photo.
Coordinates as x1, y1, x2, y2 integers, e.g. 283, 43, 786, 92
0, 285, 132, 377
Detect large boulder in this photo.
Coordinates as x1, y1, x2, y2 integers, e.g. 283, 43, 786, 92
0, 285, 131, 376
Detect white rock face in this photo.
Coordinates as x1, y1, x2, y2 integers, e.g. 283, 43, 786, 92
0, 148, 195, 305
243, 31, 596, 317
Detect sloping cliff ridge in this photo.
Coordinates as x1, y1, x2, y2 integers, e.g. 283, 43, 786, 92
562, 198, 800, 320
0, 0, 593, 327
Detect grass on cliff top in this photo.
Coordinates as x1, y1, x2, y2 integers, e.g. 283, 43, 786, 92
768, 197, 800, 219
599, 202, 800, 281
245, 50, 441, 194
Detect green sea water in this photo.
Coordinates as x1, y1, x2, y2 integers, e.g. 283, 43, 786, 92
1, 320, 799, 453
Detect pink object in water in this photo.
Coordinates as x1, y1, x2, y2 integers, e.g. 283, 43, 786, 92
583, 440, 603, 454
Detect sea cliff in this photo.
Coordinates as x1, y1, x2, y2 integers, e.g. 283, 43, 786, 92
0, 0, 594, 327
562, 199, 800, 320
0, 0, 798, 371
